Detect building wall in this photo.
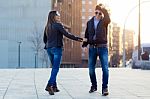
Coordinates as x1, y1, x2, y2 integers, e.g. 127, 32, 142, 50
125, 30, 134, 60
52, 0, 82, 68
109, 22, 122, 67
0, 0, 51, 68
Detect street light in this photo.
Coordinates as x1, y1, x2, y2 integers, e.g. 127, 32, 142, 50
35, 52, 37, 68
122, 4, 137, 67
138, 0, 141, 60
122, 0, 150, 67
18, 41, 21, 68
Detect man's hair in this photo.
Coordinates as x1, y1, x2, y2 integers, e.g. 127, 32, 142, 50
95, 4, 102, 10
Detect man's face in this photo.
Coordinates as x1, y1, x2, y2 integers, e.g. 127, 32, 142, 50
95, 10, 102, 19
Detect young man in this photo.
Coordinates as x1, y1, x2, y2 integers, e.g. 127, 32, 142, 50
82, 4, 111, 96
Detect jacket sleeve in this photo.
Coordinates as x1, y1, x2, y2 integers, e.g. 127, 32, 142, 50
82, 23, 89, 47
57, 23, 82, 41
43, 27, 47, 44
85, 23, 89, 39
102, 8, 111, 26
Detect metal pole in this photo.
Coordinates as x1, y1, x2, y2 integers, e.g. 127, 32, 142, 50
35, 53, 36, 68
138, 0, 141, 60
122, 28, 126, 67
18, 42, 21, 68
122, 1, 150, 67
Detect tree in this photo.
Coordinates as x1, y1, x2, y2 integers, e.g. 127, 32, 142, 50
40, 49, 49, 68
29, 23, 47, 68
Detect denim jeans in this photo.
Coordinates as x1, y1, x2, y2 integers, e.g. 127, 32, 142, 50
47, 47, 62, 86
88, 47, 109, 89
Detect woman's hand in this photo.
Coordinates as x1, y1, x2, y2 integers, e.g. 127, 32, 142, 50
78, 38, 83, 42
83, 38, 87, 42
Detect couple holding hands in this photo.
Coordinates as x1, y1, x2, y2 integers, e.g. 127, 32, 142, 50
43, 4, 110, 96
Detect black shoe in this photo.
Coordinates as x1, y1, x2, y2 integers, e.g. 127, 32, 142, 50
89, 86, 97, 93
102, 88, 109, 96
53, 86, 60, 92
45, 85, 54, 95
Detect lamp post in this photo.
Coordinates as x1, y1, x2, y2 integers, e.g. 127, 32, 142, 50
122, 5, 137, 67
35, 52, 37, 68
122, 0, 150, 67
18, 41, 21, 68
138, 0, 141, 60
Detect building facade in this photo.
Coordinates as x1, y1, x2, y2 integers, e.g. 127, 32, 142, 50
0, 0, 51, 68
109, 22, 122, 67
125, 29, 134, 60
52, 0, 82, 68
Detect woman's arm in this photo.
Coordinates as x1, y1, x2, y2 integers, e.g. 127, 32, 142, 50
43, 27, 47, 44
57, 23, 82, 42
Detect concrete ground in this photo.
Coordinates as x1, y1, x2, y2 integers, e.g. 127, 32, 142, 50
0, 68, 150, 99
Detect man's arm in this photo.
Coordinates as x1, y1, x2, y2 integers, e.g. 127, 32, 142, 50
102, 8, 111, 26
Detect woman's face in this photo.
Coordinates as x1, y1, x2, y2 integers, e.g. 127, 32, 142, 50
55, 11, 61, 22
55, 15, 61, 22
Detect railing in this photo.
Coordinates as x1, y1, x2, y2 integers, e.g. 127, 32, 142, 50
132, 60, 150, 70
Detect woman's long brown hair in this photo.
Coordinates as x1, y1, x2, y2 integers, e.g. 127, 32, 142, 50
45, 11, 57, 35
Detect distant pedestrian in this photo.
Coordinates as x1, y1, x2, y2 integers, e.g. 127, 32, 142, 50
82, 4, 111, 96
43, 11, 83, 95
141, 51, 149, 60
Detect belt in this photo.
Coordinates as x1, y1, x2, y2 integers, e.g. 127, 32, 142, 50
89, 44, 107, 48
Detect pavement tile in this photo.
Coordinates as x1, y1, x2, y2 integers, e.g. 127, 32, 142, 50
0, 68, 150, 99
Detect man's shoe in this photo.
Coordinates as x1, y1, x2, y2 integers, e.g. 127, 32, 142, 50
53, 86, 60, 92
102, 88, 109, 96
89, 86, 97, 93
45, 85, 54, 95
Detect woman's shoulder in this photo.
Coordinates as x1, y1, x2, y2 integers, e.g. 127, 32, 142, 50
53, 22, 64, 29
53, 22, 63, 26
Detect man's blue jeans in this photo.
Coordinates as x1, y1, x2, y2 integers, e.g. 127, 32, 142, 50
88, 47, 109, 89
47, 47, 62, 86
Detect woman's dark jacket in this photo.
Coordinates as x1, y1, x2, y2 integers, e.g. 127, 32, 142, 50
82, 8, 111, 47
43, 22, 81, 48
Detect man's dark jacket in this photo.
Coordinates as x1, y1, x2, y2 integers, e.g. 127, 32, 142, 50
82, 8, 111, 47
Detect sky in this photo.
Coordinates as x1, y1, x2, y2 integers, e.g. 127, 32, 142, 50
98, 0, 150, 44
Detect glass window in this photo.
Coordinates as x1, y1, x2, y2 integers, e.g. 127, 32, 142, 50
82, 23, 85, 27
82, 8, 86, 12
82, 16, 85, 19
89, 9, 92, 12
88, 16, 92, 19
82, 1, 85, 4
89, 1, 92, 4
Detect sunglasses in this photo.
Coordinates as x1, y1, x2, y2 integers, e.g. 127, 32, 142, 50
95, 12, 102, 15
56, 11, 60, 16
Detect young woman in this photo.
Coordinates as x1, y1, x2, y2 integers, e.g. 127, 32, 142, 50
43, 11, 83, 95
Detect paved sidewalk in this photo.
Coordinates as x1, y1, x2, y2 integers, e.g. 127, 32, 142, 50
0, 68, 150, 99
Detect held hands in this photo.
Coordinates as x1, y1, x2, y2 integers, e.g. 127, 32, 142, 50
77, 37, 88, 47
79, 37, 88, 48
78, 37, 87, 42
83, 38, 87, 42
78, 38, 83, 42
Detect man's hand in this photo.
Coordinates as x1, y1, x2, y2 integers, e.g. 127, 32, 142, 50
83, 38, 87, 42
82, 47, 88, 52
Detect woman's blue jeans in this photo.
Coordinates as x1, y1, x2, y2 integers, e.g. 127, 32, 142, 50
47, 47, 62, 86
88, 47, 109, 89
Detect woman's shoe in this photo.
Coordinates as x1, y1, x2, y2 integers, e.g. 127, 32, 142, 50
45, 85, 54, 95
53, 86, 60, 92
